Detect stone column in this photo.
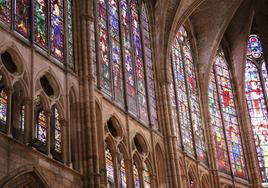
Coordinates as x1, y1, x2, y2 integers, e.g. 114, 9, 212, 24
60, 119, 68, 164
112, 151, 120, 188
24, 97, 33, 144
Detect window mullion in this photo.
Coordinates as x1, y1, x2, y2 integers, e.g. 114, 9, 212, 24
117, 0, 128, 111
180, 42, 197, 159
94, 0, 102, 89
213, 64, 234, 176
170, 52, 184, 149
138, 3, 149, 124
128, 0, 139, 117
258, 61, 268, 110
107, 1, 114, 99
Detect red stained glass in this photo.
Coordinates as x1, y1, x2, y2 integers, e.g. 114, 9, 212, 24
171, 26, 207, 161
215, 49, 247, 178
245, 35, 268, 183
209, 67, 231, 174
14, 0, 30, 37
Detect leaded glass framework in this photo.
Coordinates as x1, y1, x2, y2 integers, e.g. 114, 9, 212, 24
36, 109, 47, 144
0, 89, 8, 130
133, 162, 141, 188
170, 26, 207, 162
143, 163, 151, 188
52, 107, 61, 153
119, 157, 127, 188
245, 34, 268, 183
209, 48, 247, 178
0, 0, 11, 24
105, 147, 115, 186
0, 0, 74, 65
97, 0, 158, 128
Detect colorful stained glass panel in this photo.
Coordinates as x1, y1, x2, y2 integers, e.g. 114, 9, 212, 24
14, 0, 30, 37
172, 30, 194, 155
34, 0, 48, 48
0, 0, 11, 24
50, 0, 64, 60
143, 163, 151, 188
105, 148, 115, 185
215, 51, 247, 178
209, 70, 231, 173
36, 109, 47, 144
133, 162, 140, 188
120, 158, 127, 188
0, 89, 7, 125
130, 0, 148, 122
54, 107, 61, 153
246, 59, 268, 182
141, 5, 158, 129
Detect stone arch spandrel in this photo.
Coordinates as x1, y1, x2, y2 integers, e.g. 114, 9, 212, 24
0, 165, 50, 188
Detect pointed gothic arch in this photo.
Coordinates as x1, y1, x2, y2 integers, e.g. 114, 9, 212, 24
0, 165, 50, 188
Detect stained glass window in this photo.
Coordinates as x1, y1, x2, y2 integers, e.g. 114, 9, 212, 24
34, 0, 48, 49
99, 0, 112, 94
133, 162, 140, 188
19, 105, 25, 131
0, 0, 72, 64
36, 109, 47, 144
171, 30, 193, 155
105, 148, 115, 186
53, 107, 61, 153
120, 158, 127, 188
120, 0, 137, 114
245, 34, 268, 183
14, 0, 30, 38
67, 0, 74, 69
109, 0, 124, 106
171, 26, 207, 161
169, 82, 181, 148
50, 0, 64, 60
97, 1, 157, 125
130, 0, 148, 123
0, 89, 7, 126
141, 5, 158, 129
209, 70, 231, 174
0, 0, 11, 24
143, 163, 151, 188
214, 49, 247, 178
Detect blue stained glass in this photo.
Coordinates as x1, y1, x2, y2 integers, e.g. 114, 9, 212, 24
50, 0, 64, 60
120, 0, 137, 114
248, 35, 263, 59
171, 36, 194, 155
99, 0, 112, 94
105, 148, 115, 185
133, 162, 140, 188
0, 89, 7, 125
108, 0, 124, 106
120, 158, 127, 188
